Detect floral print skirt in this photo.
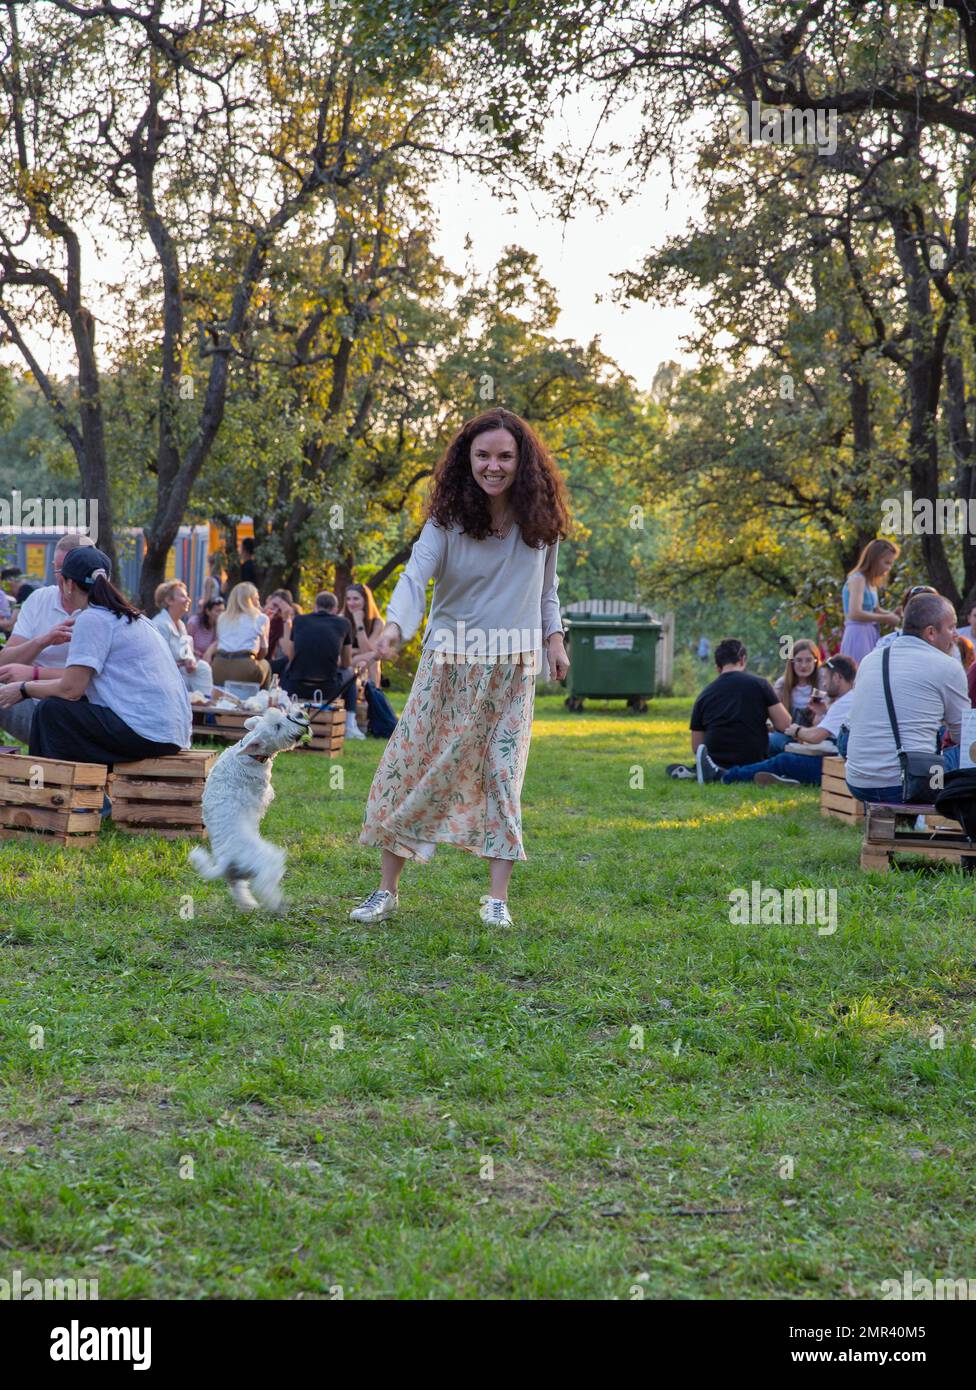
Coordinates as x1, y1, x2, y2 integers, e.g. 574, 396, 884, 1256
359, 648, 537, 862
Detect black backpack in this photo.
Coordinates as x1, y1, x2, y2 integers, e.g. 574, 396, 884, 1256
363, 680, 398, 739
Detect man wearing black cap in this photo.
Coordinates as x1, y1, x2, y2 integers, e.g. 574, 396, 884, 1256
0, 546, 191, 764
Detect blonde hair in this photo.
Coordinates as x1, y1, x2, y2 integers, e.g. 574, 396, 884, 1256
218, 581, 260, 635
155, 579, 186, 610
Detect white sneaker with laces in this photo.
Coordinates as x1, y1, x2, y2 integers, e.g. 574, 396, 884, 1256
349, 888, 398, 922
479, 895, 513, 927
345, 714, 366, 741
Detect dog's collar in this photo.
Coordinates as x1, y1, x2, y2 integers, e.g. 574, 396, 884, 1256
245, 752, 274, 763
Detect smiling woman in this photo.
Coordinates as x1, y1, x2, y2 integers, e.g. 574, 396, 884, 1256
350, 408, 572, 930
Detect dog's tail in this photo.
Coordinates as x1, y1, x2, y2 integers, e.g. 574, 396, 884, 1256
188, 845, 221, 879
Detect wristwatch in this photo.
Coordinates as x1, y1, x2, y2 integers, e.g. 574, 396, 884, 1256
19, 681, 29, 701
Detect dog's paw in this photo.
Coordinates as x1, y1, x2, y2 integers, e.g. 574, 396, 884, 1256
230, 882, 259, 911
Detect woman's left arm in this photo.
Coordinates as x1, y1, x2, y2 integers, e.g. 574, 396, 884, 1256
541, 543, 569, 680
0, 664, 92, 708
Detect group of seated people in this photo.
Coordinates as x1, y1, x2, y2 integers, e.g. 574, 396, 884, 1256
672, 589, 971, 806
0, 534, 391, 766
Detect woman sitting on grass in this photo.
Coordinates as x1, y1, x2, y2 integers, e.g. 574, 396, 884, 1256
0, 546, 190, 764
768, 637, 821, 753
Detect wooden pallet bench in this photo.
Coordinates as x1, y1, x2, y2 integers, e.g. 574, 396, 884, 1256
819, 756, 865, 826
191, 703, 345, 756
108, 749, 216, 839
0, 753, 107, 847
861, 802, 975, 873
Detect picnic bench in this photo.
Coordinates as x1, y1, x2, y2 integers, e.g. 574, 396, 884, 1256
191, 702, 345, 755
819, 756, 865, 825
860, 803, 976, 873
108, 749, 216, 839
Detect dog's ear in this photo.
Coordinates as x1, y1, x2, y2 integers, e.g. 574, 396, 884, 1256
243, 715, 263, 731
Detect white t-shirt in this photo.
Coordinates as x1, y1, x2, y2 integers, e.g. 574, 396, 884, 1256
9, 584, 72, 667
67, 607, 191, 748
818, 688, 854, 739
215, 609, 269, 654
774, 676, 814, 712
845, 636, 970, 788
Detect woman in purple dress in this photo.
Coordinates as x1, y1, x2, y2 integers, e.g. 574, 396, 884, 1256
840, 539, 900, 662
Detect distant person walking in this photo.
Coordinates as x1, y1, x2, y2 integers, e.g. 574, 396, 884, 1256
840, 539, 900, 662
697, 635, 710, 663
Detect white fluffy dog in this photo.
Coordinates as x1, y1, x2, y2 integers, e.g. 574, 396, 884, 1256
189, 703, 311, 911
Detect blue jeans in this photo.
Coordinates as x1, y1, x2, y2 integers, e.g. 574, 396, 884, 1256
847, 747, 960, 805
767, 731, 790, 754
846, 783, 905, 804
722, 751, 824, 785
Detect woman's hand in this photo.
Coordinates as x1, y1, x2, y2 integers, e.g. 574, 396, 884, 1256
0, 681, 25, 708
0, 663, 32, 684
547, 635, 570, 681
374, 624, 402, 661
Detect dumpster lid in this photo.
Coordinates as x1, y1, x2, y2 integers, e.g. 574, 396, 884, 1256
564, 608, 661, 626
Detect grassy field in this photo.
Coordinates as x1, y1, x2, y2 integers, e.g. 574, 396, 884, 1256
1, 694, 974, 1300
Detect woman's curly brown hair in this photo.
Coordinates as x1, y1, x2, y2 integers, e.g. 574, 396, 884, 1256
426, 408, 571, 549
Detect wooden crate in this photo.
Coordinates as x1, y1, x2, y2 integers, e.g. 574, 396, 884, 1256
191, 703, 345, 756
861, 803, 975, 873
108, 749, 216, 839
0, 753, 107, 847
820, 756, 865, 826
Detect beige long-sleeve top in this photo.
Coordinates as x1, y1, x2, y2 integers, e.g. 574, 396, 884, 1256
385, 519, 563, 670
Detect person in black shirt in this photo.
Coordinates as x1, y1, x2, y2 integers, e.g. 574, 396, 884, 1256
279, 591, 366, 740
239, 536, 259, 588
677, 638, 793, 782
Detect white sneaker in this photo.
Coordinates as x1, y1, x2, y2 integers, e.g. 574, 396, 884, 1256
479, 895, 513, 927
345, 714, 366, 741
349, 889, 398, 922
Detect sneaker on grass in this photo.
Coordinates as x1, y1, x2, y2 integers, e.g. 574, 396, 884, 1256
666, 763, 696, 780
754, 771, 800, 786
479, 895, 513, 927
695, 745, 724, 784
349, 889, 398, 922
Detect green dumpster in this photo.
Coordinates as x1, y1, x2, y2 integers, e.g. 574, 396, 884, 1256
563, 610, 662, 712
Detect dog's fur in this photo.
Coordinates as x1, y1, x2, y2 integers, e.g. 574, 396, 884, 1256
189, 703, 310, 911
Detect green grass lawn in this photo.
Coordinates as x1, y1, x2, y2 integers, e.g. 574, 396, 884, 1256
1, 695, 974, 1300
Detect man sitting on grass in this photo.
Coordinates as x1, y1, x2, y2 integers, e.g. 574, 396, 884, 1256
845, 593, 969, 805
700, 654, 857, 786
668, 638, 794, 782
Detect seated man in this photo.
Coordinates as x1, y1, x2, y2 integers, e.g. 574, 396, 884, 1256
0, 533, 95, 742
845, 593, 969, 804
279, 590, 365, 741
682, 638, 793, 782
714, 655, 857, 786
